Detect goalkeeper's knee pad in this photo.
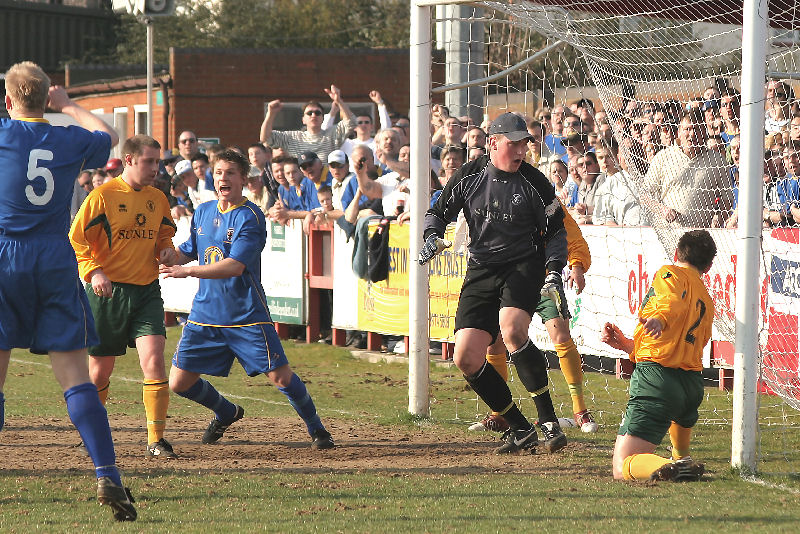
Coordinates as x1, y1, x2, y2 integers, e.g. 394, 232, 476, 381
509, 339, 549, 393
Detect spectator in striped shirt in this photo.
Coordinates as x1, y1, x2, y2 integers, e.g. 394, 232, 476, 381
259, 84, 356, 162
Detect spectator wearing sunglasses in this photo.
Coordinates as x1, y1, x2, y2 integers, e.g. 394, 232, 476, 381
177, 130, 199, 161
259, 84, 356, 162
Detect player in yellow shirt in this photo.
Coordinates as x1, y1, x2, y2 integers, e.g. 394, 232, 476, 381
472, 203, 598, 442
70, 135, 178, 459
601, 229, 716, 481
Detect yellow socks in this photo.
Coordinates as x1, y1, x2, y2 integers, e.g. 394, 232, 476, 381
96, 380, 110, 405
486, 352, 509, 381
669, 422, 692, 460
622, 453, 673, 480
143, 379, 170, 444
554, 339, 586, 414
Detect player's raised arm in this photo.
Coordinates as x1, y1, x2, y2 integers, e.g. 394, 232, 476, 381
48, 86, 119, 147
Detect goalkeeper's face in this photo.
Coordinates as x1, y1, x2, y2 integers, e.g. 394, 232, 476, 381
489, 134, 528, 173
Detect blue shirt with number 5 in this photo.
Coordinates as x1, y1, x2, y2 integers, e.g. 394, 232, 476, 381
0, 117, 110, 237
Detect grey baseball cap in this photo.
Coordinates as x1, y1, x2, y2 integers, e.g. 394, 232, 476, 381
487, 112, 532, 142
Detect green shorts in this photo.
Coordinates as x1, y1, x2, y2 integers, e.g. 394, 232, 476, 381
534, 294, 560, 323
617, 361, 704, 445
86, 279, 166, 356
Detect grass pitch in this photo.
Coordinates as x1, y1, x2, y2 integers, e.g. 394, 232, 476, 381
1, 326, 799, 533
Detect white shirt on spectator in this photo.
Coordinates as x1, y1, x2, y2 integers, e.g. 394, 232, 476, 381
266, 118, 356, 161
375, 171, 409, 216
593, 170, 643, 226
643, 144, 732, 227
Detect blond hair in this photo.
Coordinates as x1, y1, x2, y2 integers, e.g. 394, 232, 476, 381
4, 61, 50, 112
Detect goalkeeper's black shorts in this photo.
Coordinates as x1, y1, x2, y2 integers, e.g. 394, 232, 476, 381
454, 255, 544, 342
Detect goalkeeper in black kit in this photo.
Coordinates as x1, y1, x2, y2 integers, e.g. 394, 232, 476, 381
419, 112, 570, 454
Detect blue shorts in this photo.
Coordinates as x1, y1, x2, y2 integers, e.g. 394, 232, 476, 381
172, 321, 289, 377
0, 237, 99, 353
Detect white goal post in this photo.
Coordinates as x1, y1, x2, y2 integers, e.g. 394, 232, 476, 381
408, 0, 781, 474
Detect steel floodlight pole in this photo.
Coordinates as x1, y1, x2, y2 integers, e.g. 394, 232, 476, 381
146, 16, 153, 137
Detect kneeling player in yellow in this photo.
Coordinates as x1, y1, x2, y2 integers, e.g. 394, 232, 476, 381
70, 135, 178, 459
601, 229, 715, 481
471, 202, 598, 436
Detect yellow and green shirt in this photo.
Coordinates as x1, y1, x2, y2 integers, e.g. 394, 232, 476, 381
70, 176, 176, 285
633, 265, 713, 371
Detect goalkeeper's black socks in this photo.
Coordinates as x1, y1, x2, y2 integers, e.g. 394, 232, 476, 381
464, 360, 530, 430
510, 339, 557, 423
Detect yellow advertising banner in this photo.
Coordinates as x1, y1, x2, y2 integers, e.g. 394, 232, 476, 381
357, 222, 465, 341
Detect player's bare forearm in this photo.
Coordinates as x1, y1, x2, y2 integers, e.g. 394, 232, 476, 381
160, 257, 245, 279
51, 87, 119, 147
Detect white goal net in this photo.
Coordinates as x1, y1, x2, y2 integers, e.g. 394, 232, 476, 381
412, 0, 800, 483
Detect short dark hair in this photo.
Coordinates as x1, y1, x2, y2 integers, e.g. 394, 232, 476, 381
304, 101, 323, 113
122, 135, 161, 158
283, 157, 300, 167
440, 144, 466, 162
272, 155, 288, 165
676, 230, 717, 272
248, 142, 270, 153
214, 148, 249, 178
191, 153, 209, 164
318, 185, 332, 195
579, 151, 599, 165
206, 143, 225, 158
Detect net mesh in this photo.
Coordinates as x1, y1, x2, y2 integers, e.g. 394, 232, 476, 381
423, 0, 800, 481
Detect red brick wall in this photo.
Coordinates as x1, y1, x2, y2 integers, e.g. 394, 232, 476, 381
71, 48, 440, 155
71, 89, 168, 150
169, 48, 414, 151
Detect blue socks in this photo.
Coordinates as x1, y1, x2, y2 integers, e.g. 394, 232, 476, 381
0, 391, 5, 432
279, 373, 323, 435
176, 378, 237, 424
64, 383, 121, 486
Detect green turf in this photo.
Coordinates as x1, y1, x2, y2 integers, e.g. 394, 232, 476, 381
2, 326, 800, 532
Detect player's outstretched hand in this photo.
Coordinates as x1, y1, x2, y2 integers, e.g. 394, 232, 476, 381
541, 271, 571, 319
159, 264, 188, 279
640, 316, 664, 338
417, 234, 452, 265
601, 322, 633, 353
567, 264, 585, 294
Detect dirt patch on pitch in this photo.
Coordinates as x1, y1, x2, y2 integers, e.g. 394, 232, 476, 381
0, 416, 606, 477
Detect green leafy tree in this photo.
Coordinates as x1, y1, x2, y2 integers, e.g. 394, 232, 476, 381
113, 0, 410, 65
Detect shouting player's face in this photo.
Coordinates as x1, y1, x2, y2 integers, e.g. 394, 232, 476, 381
125, 146, 161, 190
214, 160, 245, 205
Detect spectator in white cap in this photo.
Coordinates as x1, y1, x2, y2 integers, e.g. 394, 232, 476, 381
171, 159, 204, 209
245, 165, 271, 215
327, 150, 354, 212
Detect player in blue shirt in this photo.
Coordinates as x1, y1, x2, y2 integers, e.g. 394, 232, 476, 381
0, 61, 135, 521
160, 149, 334, 450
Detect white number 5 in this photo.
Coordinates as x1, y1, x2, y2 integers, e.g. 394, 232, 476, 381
26, 149, 55, 206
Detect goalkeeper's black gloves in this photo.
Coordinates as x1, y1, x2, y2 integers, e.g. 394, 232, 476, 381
541, 271, 571, 319
417, 233, 452, 265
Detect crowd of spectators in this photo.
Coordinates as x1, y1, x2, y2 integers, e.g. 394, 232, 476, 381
63, 79, 800, 350
72, 79, 800, 236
